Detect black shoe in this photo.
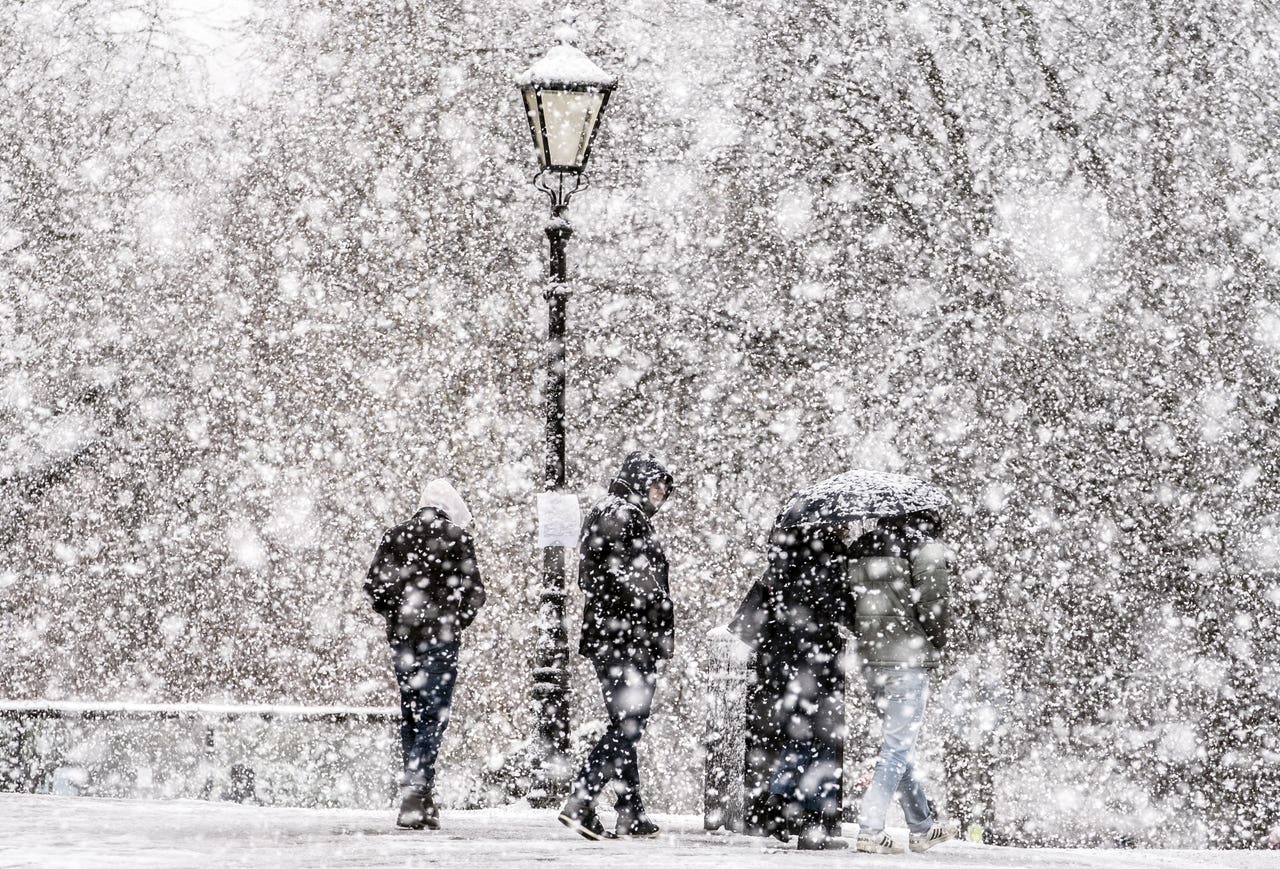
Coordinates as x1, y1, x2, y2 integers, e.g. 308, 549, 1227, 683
798, 824, 849, 851
761, 794, 791, 843
616, 813, 660, 839
797, 810, 848, 851
558, 801, 611, 841
396, 789, 439, 830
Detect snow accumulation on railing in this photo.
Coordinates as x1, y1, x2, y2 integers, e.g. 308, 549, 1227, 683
0, 699, 402, 808
0, 700, 398, 722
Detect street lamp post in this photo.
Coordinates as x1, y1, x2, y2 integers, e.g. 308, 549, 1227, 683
516, 34, 617, 803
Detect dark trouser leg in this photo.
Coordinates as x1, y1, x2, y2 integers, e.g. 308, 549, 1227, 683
575, 724, 628, 803
768, 739, 811, 800
398, 684, 416, 771
815, 662, 846, 833
392, 639, 460, 793
770, 653, 845, 827
744, 669, 788, 835
393, 640, 418, 770
613, 739, 644, 815
570, 659, 657, 810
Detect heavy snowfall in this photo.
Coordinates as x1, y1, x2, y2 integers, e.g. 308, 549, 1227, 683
2, 0, 1280, 862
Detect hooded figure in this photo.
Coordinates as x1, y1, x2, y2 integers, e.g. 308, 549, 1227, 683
365, 478, 485, 645
575, 452, 676, 667
363, 478, 486, 831
559, 452, 674, 841
419, 478, 474, 529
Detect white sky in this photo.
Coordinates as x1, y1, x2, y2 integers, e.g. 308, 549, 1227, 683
166, 0, 259, 99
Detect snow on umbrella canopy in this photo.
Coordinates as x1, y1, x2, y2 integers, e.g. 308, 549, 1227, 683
776, 469, 951, 528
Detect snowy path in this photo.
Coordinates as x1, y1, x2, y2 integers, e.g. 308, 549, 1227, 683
1, 795, 1277, 869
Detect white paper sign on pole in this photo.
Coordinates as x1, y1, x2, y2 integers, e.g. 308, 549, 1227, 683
537, 493, 581, 548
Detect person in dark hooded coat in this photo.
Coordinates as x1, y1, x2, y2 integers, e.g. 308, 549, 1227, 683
731, 520, 857, 850
558, 452, 675, 841
363, 478, 486, 831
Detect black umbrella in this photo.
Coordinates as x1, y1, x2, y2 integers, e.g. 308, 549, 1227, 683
776, 469, 950, 529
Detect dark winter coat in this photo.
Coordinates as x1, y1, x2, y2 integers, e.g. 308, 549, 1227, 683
730, 524, 856, 673
577, 452, 675, 669
364, 507, 487, 645
847, 524, 951, 669
731, 524, 854, 822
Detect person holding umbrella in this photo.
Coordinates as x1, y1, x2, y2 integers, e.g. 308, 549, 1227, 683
730, 519, 856, 850
734, 469, 960, 854
843, 501, 959, 853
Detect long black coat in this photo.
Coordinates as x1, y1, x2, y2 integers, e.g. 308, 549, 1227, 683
730, 524, 855, 680
731, 524, 854, 828
364, 507, 486, 645
577, 452, 675, 669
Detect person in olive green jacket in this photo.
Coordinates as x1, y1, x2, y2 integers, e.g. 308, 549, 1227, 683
847, 511, 959, 855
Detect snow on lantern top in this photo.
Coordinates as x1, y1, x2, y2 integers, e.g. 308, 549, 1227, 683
517, 43, 617, 174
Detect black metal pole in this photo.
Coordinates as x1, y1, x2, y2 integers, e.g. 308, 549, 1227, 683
531, 203, 573, 804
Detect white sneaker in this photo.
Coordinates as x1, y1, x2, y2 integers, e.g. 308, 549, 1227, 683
856, 829, 904, 854
910, 821, 960, 852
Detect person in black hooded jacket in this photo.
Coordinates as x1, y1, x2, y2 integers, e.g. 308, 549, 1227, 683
558, 452, 674, 841
363, 478, 486, 831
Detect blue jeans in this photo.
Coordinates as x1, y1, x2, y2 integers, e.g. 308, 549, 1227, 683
391, 638, 459, 793
769, 739, 840, 813
570, 659, 658, 813
859, 667, 934, 834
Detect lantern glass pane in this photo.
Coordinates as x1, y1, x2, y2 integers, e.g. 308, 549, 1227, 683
521, 88, 547, 167
538, 89, 605, 170
578, 94, 604, 165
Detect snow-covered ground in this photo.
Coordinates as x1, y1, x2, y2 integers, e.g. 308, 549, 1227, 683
2, 794, 1278, 869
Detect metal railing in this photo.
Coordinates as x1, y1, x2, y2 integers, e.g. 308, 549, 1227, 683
0, 700, 399, 808
0, 699, 397, 723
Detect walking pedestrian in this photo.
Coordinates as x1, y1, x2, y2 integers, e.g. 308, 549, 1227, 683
848, 510, 958, 854
733, 521, 856, 851
364, 478, 487, 830
558, 452, 675, 841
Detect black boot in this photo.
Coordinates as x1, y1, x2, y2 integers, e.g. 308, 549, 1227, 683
615, 803, 660, 839
396, 788, 439, 830
760, 793, 792, 843
797, 811, 849, 851
420, 790, 440, 830
558, 799, 610, 841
